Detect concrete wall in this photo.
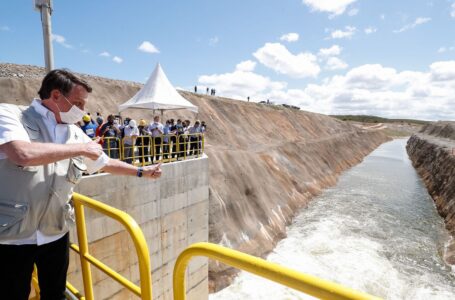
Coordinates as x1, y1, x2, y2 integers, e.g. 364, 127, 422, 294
67, 156, 209, 300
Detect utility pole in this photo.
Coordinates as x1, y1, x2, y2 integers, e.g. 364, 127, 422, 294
34, 0, 54, 72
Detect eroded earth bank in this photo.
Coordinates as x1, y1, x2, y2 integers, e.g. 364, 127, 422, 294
407, 122, 455, 264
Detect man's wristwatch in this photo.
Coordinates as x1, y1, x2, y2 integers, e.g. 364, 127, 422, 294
137, 167, 143, 177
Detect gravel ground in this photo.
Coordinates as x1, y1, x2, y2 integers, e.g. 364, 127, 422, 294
0, 63, 142, 87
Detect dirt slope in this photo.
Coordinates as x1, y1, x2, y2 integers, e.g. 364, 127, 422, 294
0, 63, 390, 290
407, 123, 455, 264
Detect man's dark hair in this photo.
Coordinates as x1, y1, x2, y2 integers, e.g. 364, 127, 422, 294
38, 69, 92, 99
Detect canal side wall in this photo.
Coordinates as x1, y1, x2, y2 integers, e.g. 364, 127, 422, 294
406, 122, 455, 264
67, 156, 209, 300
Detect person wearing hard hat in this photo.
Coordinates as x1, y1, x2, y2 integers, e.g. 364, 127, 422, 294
81, 114, 97, 138
137, 119, 151, 165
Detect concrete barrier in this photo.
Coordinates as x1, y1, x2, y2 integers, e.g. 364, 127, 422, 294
67, 155, 209, 300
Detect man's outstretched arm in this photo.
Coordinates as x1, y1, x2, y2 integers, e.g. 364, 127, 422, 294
102, 160, 161, 179
0, 140, 103, 167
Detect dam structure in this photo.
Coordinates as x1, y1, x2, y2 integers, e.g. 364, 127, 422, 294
0, 63, 417, 298
69, 156, 210, 299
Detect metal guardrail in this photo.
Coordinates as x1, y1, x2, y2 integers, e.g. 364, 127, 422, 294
173, 242, 382, 300
101, 134, 204, 166
69, 192, 153, 300
31, 191, 380, 300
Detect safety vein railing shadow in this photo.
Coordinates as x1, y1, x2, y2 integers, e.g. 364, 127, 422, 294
173, 242, 382, 300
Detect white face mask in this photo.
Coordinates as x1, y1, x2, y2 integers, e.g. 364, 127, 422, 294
58, 95, 86, 124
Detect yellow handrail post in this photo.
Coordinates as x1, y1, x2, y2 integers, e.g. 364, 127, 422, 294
31, 265, 40, 300
160, 135, 164, 163
152, 136, 155, 163
184, 134, 187, 160
202, 134, 205, 155
72, 193, 153, 300
73, 201, 95, 300
173, 242, 381, 300
106, 138, 111, 158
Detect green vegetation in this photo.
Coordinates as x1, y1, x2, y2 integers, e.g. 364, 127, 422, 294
331, 115, 429, 125
381, 128, 413, 138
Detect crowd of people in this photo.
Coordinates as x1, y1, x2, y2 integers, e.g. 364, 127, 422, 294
78, 113, 206, 164
194, 85, 216, 96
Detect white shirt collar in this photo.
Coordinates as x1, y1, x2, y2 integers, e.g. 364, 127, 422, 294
31, 98, 58, 125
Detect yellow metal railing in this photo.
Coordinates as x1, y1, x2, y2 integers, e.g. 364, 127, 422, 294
32, 190, 379, 300
99, 134, 205, 165
70, 192, 153, 300
101, 136, 121, 160
173, 242, 381, 300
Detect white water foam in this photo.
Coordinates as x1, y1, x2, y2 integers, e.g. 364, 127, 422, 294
211, 140, 455, 300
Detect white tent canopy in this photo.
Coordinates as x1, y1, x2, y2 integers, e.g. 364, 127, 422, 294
118, 63, 198, 113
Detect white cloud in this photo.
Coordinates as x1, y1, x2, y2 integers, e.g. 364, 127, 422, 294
430, 61, 455, 81
380, 14, 385, 20
438, 46, 455, 53
348, 8, 359, 16
318, 45, 342, 57
197, 60, 455, 120
236, 60, 257, 72
325, 57, 348, 70
280, 33, 299, 42
306, 62, 455, 120
0, 26, 10, 31
51, 34, 72, 48
329, 26, 356, 39
364, 27, 377, 34
209, 36, 219, 46
253, 42, 320, 78
112, 56, 123, 63
198, 68, 287, 101
99, 51, 111, 57
451, 2, 455, 18
302, 0, 357, 16
138, 41, 160, 54
393, 17, 431, 33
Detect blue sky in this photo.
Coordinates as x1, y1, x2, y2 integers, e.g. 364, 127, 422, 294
1, 0, 455, 120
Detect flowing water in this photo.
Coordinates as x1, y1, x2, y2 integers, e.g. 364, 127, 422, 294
210, 139, 455, 300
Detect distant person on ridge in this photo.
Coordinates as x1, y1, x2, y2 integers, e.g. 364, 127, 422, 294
194, 85, 197, 93
0, 69, 161, 300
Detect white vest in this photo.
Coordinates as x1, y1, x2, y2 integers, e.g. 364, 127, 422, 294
0, 104, 84, 240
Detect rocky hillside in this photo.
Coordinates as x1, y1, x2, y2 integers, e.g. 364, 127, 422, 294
407, 122, 455, 264
0, 63, 390, 291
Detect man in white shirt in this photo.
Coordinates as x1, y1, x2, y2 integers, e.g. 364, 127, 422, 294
123, 119, 139, 164
149, 116, 164, 162
0, 69, 161, 300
